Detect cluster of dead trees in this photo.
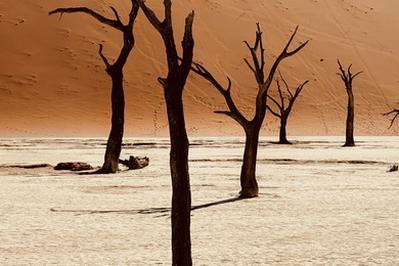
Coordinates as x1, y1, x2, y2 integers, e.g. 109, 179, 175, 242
49, 1, 398, 265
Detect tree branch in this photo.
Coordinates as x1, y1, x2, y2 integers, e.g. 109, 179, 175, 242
109, 6, 123, 26
137, 0, 163, 32
180, 11, 195, 76
266, 105, 282, 118
188, 60, 249, 127
267, 94, 282, 110
383, 109, 399, 129
337, 59, 362, 87
243, 58, 257, 77
276, 79, 286, 110
243, 23, 265, 84
49, 7, 125, 31
293, 80, 309, 99
287, 80, 309, 112
278, 71, 293, 98
98, 44, 111, 68
163, 0, 172, 25
127, 1, 140, 27
261, 26, 309, 97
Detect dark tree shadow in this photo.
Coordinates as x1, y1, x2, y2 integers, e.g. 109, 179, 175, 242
50, 196, 245, 217
191, 197, 244, 211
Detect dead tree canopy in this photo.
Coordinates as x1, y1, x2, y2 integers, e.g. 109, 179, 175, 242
190, 24, 309, 198
49, 2, 140, 174
137, 0, 194, 265
384, 108, 399, 128
337, 60, 362, 147
337, 60, 363, 93
267, 72, 309, 144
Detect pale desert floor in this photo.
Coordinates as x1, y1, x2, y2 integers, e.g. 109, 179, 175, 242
0, 136, 398, 265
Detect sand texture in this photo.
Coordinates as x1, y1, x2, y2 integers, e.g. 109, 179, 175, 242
0, 1, 399, 136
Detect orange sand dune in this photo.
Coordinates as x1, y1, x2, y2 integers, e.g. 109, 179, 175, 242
0, 0, 398, 137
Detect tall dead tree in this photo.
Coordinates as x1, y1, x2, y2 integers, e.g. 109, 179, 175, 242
267, 72, 309, 144
384, 108, 399, 128
49, 1, 140, 173
337, 60, 362, 147
137, 0, 194, 265
191, 24, 308, 198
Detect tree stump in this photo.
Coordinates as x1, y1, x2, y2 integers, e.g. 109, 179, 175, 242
119, 156, 149, 170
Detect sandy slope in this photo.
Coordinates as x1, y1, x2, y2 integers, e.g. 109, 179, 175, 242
0, 0, 399, 137
0, 137, 398, 264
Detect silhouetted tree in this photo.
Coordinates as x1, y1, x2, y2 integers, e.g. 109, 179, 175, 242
49, 1, 140, 173
267, 72, 309, 144
137, 0, 194, 265
384, 108, 399, 128
190, 24, 308, 198
337, 60, 362, 147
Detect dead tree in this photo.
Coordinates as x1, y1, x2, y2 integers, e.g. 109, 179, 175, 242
190, 24, 308, 198
384, 108, 399, 128
337, 60, 362, 147
49, 1, 140, 173
267, 72, 309, 144
137, 0, 194, 265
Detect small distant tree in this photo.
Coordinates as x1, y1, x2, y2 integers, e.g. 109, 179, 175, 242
191, 24, 308, 198
49, 1, 140, 173
384, 108, 399, 128
337, 60, 362, 147
137, 0, 194, 265
267, 72, 309, 144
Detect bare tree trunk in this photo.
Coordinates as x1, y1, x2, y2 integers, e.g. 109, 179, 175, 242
337, 60, 362, 147
266, 75, 308, 145
345, 89, 355, 146
101, 68, 125, 173
165, 87, 192, 265
240, 126, 260, 198
137, 1, 194, 264
49, 3, 140, 174
279, 115, 290, 144
190, 25, 308, 199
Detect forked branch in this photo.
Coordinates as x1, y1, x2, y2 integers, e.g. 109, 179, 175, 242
267, 73, 309, 118
337, 59, 363, 90
137, 0, 194, 82
244, 23, 266, 84
261, 26, 309, 96
98, 44, 111, 68
383, 109, 399, 129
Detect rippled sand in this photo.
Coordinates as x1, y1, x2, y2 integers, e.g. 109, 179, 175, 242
0, 137, 398, 265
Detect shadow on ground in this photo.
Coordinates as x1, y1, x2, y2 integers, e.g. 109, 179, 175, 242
50, 197, 245, 217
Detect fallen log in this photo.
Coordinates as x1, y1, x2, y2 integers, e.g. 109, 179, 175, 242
54, 162, 93, 171
8, 164, 52, 169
